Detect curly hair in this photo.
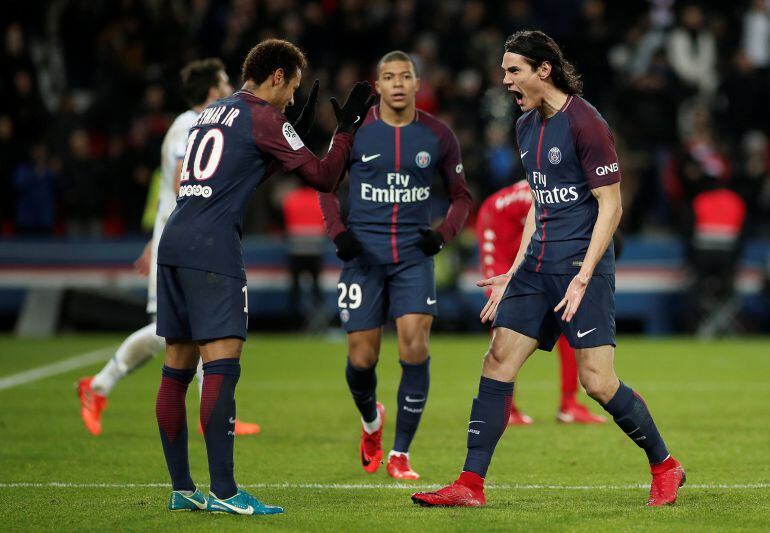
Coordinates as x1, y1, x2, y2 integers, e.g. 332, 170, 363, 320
241, 39, 308, 85
504, 30, 583, 96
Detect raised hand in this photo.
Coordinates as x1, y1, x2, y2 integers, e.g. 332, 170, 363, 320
292, 79, 319, 139
330, 81, 376, 134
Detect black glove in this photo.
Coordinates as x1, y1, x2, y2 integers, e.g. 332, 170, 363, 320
330, 81, 376, 134
334, 231, 363, 261
417, 228, 444, 256
292, 79, 319, 139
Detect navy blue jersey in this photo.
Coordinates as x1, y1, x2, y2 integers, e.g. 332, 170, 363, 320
516, 96, 621, 275
319, 106, 472, 265
158, 91, 319, 279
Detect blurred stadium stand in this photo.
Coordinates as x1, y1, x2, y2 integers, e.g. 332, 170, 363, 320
1, 237, 768, 336
1, 0, 769, 335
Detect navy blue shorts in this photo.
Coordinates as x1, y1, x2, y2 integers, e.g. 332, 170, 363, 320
156, 265, 248, 342
337, 259, 436, 333
493, 268, 616, 351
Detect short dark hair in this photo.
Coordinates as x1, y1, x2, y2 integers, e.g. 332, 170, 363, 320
241, 39, 308, 85
504, 30, 582, 96
180, 58, 225, 107
377, 50, 418, 76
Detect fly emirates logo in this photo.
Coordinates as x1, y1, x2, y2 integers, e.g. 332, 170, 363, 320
530, 171, 578, 205
361, 172, 430, 203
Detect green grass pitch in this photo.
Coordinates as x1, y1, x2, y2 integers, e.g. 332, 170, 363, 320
1, 334, 769, 531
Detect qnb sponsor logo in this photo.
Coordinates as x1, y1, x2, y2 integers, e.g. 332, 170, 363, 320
532, 186, 579, 205
596, 162, 619, 176
361, 183, 430, 203
178, 184, 213, 198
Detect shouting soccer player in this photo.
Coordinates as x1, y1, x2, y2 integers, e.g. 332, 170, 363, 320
319, 51, 472, 479
76, 59, 259, 437
154, 39, 373, 515
413, 31, 684, 508
477, 181, 607, 425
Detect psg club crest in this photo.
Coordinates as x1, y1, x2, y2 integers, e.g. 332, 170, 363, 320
415, 151, 431, 168
548, 147, 562, 165
340, 309, 350, 323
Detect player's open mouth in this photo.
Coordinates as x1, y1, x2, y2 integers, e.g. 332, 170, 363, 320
392, 92, 405, 101
511, 89, 524, 105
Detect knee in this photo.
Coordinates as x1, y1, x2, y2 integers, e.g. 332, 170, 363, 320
399, 335, 429, 363
348, 341, 379, 369
579, 371, 618, 404
482, 343, 512, 379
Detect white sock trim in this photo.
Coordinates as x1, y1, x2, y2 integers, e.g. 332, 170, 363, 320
362, 410, 382, 434
388, 450, 409, 459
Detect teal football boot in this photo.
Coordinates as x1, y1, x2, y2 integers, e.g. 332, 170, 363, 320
168, 488, 207, 511
206, 488, 284, 515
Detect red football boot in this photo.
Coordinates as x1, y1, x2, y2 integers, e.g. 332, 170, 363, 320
387, 451, 420, 480
76, 377, 107, 436
556, 400, 607, 424
508, 405, 533, 425
411, 471, 486, 507
197, 419, 261, 436
647, 456, 686, 506
360, 402, 386, 473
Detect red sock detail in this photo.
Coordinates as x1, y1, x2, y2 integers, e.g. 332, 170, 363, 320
155, 376, 188, 444
502, 394, 513, 430
200, 374, 224, 431
650, 455, 678, 475
458, 471, 485, 490
557, 335, 578, 401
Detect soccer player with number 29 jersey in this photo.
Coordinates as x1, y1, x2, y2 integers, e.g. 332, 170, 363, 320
413, 31, 684, 509
154, 39, 374, 515
319, 51, 472, 479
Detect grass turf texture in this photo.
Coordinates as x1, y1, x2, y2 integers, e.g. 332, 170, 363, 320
0, 334, 769, 531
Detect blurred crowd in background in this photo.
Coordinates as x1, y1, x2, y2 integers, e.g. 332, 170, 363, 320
2, 0, 770, 240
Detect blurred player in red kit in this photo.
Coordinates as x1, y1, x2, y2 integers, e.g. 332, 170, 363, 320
476, 181, 606, 425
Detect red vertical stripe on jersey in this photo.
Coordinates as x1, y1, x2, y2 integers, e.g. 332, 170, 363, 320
536, 207, 548, 272
536, 121, 546, 169
391, 127, 401, 262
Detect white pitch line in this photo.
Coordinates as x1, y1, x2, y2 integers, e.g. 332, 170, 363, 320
0, 347, 114, 391
0, 482, 768, 490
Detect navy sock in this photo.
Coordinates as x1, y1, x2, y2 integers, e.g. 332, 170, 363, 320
201, 358, 241, 499
393, 357, 430, 453
156, 365, 196, 491
463, 377, 514, 478
602, 382, 669, 464
345, 358, 378, 423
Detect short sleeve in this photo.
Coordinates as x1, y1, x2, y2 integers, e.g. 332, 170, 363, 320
570, 107, 622, 189
170, 128, 188, 160
251, 105, 315, 172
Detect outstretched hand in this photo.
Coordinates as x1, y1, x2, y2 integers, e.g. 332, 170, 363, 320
554, 273, 590, 322
477, 273, 511, 323
292, 79, 319, 139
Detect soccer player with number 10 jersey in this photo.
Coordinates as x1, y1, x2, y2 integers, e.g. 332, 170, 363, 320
154, 39, 374, 515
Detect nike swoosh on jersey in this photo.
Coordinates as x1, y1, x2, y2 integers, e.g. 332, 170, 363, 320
426, 297, 437, 305
361, 153, 381, 163
576, 328, 597, 338
520, 150, 528, 158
